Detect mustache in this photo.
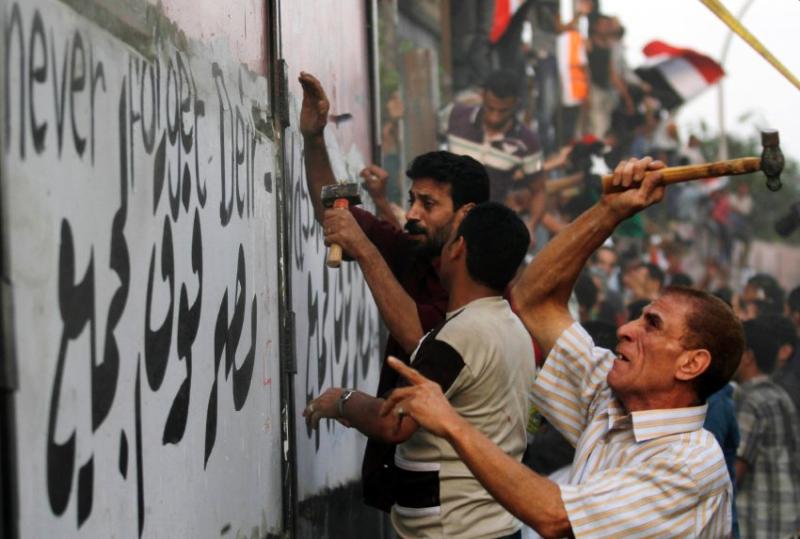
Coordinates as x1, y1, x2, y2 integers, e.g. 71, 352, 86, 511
404, 221, 427, 235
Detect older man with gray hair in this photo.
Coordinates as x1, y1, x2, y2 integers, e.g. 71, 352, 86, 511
383, 157, 745, 538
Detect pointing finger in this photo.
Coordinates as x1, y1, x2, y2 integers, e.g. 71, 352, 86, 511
387, 357, 428, 386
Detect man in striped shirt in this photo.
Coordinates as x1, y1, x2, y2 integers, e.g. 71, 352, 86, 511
734, 317, 800, 538
382, 156, 745, 538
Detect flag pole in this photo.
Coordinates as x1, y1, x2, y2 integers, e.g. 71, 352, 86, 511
716, 0, 756, 160
700, 0, 800, 91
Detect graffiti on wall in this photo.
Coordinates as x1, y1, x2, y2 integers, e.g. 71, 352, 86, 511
3, 1, 281, 536
286, 103, 382, 499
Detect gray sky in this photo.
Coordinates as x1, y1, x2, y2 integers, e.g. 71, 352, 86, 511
596, 0, 800, 161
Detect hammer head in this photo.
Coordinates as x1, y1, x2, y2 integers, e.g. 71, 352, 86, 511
760, 129, 784, 191
321, 182, 362, 207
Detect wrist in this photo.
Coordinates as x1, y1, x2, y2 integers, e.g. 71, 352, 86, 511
337, 389, 355, 418
354, 239, 377, 263
443, 412, 469, 444
597, 196, 633, 223
302, 132, 325, 144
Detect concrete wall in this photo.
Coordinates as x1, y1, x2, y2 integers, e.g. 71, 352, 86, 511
278, 2, 390, 536
1, 0, 283, 536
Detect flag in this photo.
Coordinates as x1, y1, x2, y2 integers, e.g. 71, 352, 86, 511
490, 0, 526, 43
635, 40, 725, 109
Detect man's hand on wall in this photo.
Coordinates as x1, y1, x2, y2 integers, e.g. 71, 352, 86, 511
298, 72, 330, 139
304, 388, 346, 430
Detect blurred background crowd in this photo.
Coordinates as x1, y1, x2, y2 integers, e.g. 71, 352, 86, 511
371, 0, 800, 293
366, 3, 800, 535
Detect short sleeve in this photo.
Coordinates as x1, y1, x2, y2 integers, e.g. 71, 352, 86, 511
402, 338, 468, 398
531, 323, 614, 445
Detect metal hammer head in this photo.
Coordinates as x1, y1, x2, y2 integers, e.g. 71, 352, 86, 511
320, 182, 362, 207
760, 129, 784, 191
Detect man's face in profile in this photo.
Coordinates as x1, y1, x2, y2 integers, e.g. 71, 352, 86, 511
404, 178, 456, 259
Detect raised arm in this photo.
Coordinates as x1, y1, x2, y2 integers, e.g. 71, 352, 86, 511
360, 164, 404, 230
298, 72, 336, 223
512, 157, 665, 355
322, 209, 425, 353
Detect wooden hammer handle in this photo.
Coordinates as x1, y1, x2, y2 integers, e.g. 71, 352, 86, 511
326, 198, 350, 268
601, 157, 762, 193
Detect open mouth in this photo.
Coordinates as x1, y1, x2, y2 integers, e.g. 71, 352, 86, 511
615, 351, 630, 362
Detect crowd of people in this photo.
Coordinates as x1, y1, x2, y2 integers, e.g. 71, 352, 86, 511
296, 2, 798, 536
298, 67, 800, 538
368, 1, 763, 292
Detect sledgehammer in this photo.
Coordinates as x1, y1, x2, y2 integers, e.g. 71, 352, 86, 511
320, 182, 362, 268
602, 129, 784, 193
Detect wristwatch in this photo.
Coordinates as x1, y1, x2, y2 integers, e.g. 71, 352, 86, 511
337, 389, 356, 418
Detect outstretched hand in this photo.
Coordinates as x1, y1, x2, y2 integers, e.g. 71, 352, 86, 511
602, 156, 666, 219
379, 357, 462, 439
298, 72, 330, 138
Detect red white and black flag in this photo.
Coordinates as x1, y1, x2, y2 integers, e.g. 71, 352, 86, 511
635, 40, 725, 110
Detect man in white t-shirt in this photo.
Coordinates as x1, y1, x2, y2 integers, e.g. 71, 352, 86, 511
304, 202, 535, 538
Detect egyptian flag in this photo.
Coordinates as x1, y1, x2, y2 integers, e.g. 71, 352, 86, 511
490, 0, 526, 43
635, 41, 725, 110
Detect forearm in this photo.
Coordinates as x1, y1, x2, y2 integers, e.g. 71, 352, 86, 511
356, 242, 424, 353
303, 133, 337, 222
373, 197, 403, 230
343, 391, 414, 444
542, 155, 564, 174
446, 416, 571, 538
518, 200, 621, 306
528, 181, 547, 229
513, 200, 623, 351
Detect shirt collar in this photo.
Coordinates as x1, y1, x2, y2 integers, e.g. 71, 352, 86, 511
606, 400, 708, 443
741, 374, 770, 388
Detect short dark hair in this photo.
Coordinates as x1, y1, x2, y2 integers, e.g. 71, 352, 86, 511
483, 69, 521, 99
746, 273, 785, 313
456, 202, 529, 291
712, 286, 733, 307
743, 318, 780, 374
643, 263, 665, 287
788, 285, 800, 314
669, 273, 693, 288
575, 271, 599, 312
663, 286, 745, 402
406, 151, 491, 209
760, 313, 796, 347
